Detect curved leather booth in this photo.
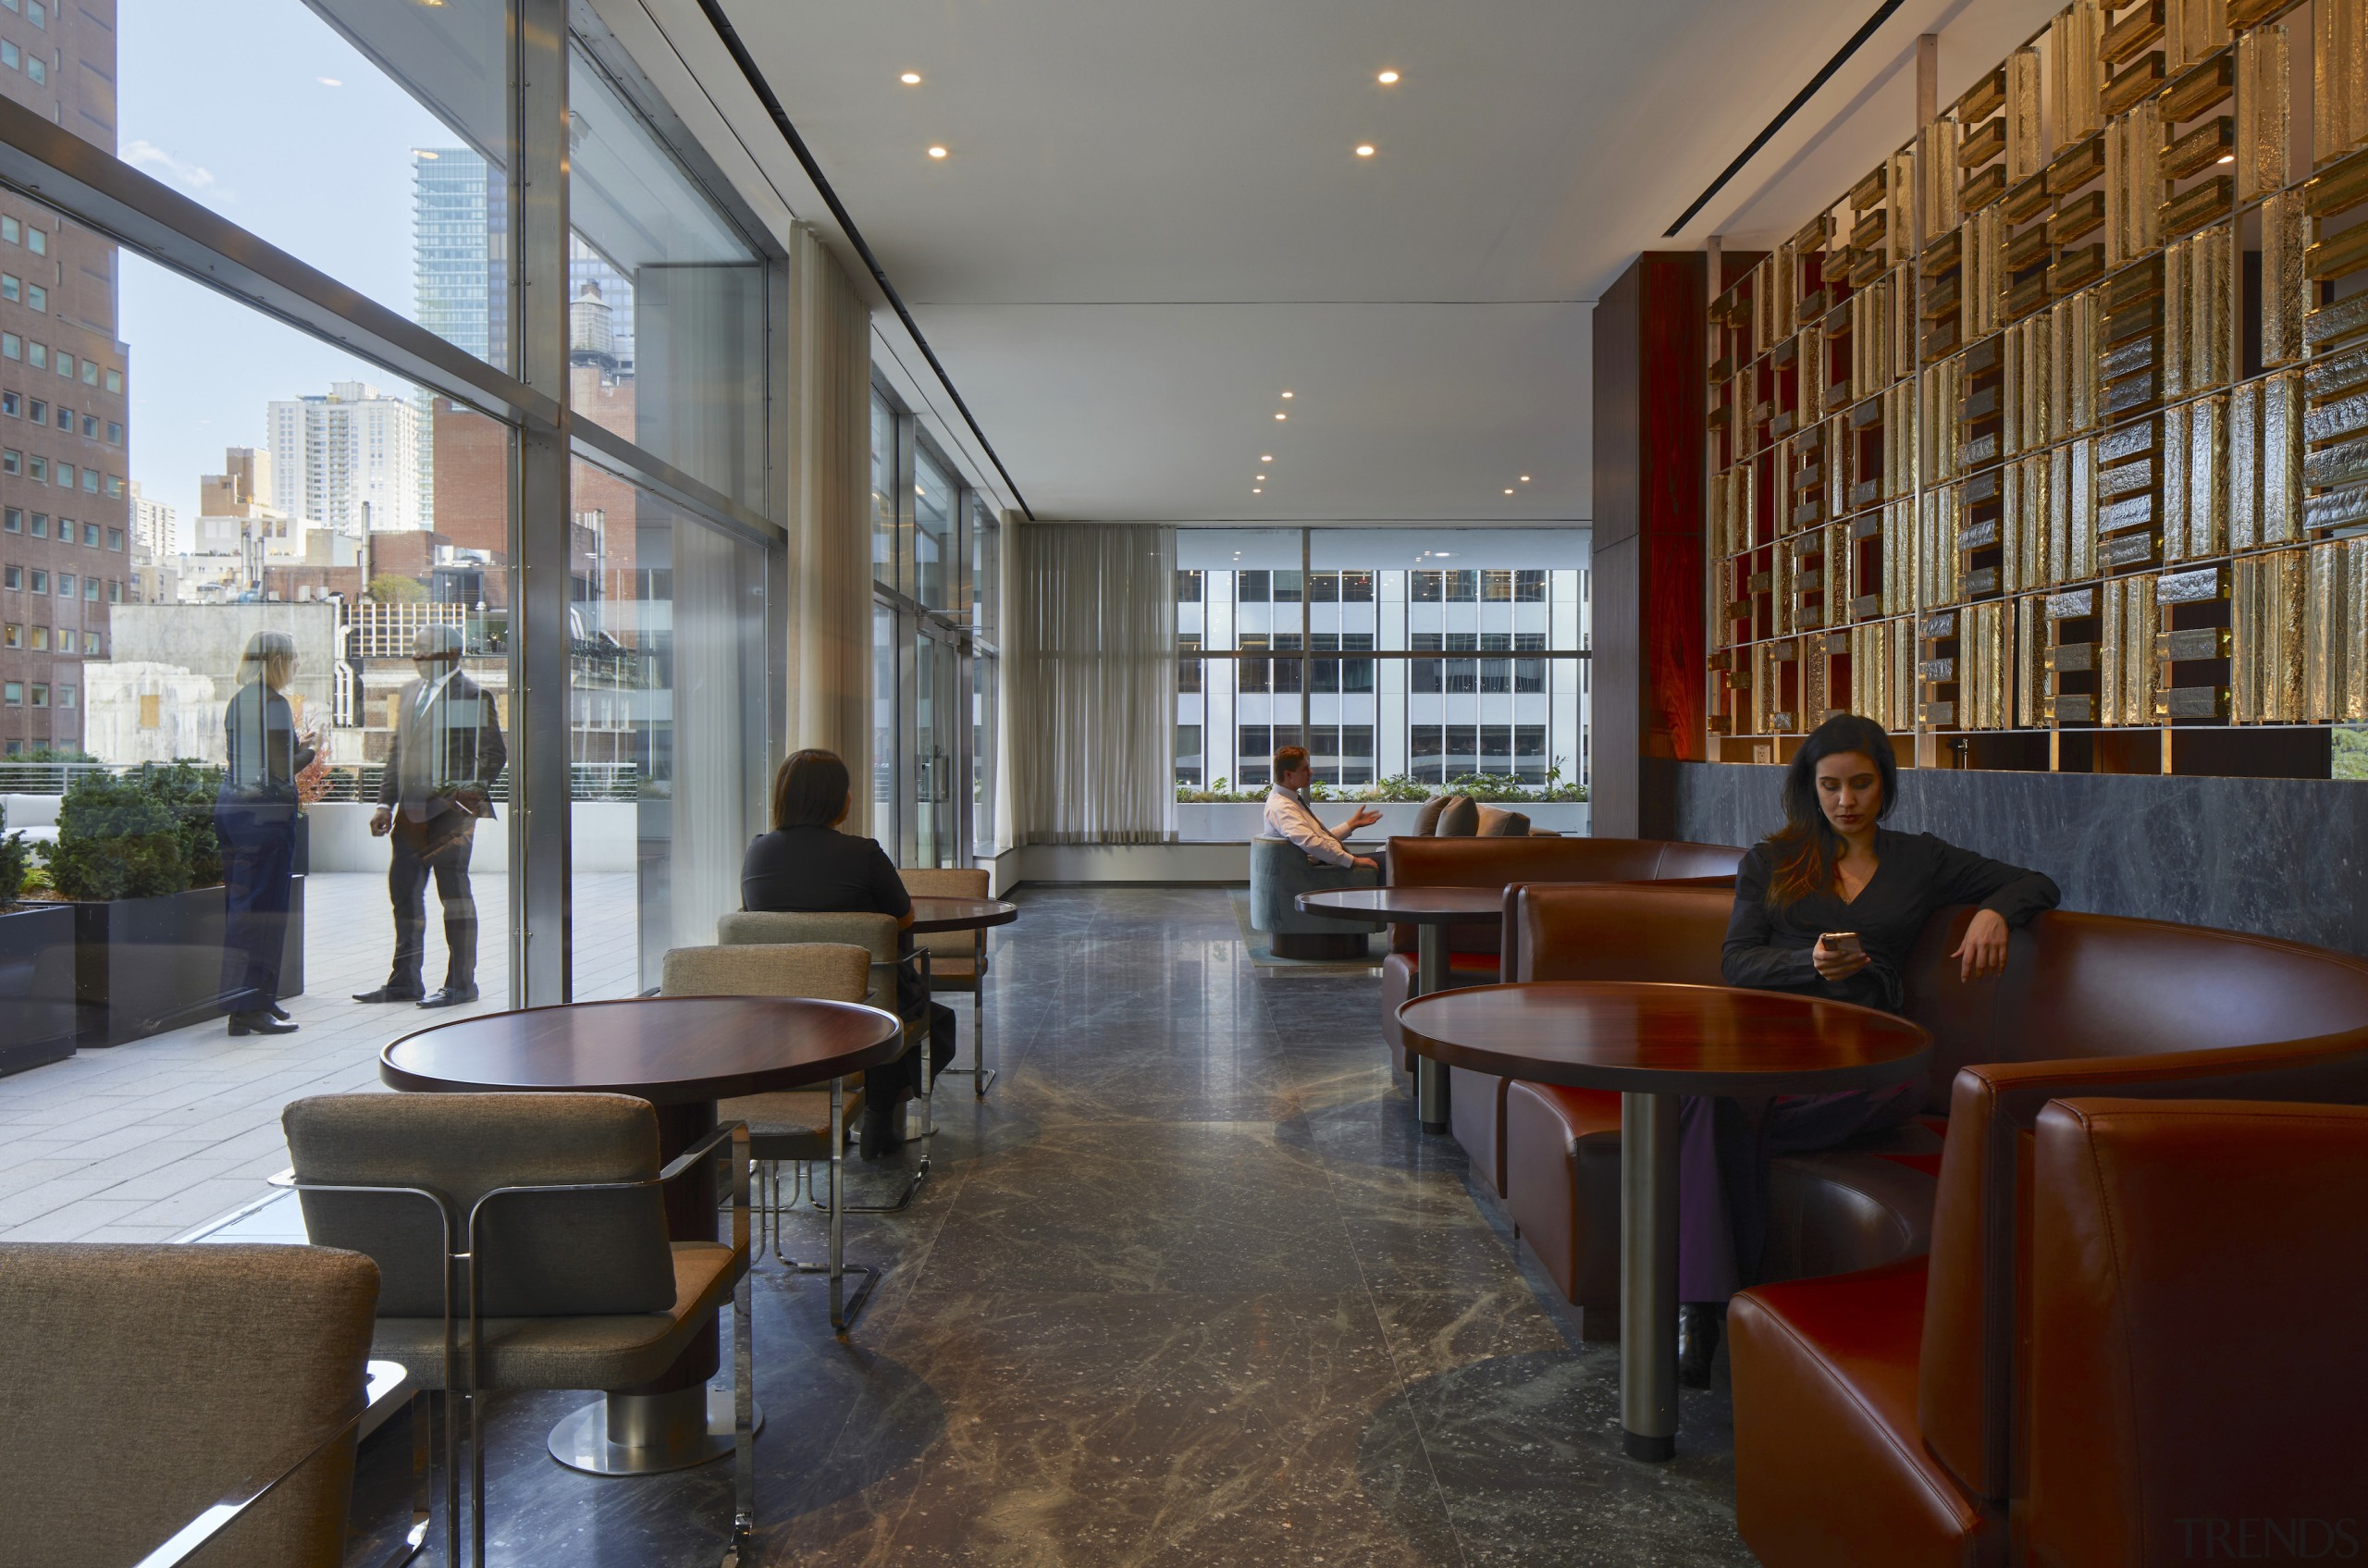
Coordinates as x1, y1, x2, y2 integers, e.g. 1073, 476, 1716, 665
1375, 836, 1744, 1197
1716, 921, 2368, 1568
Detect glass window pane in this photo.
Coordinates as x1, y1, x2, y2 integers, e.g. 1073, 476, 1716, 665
913, 446, 955, 611
569, 45, 766, 512
121, 0, 511, 369
870, 393, 897, 592
569, 457, 771, 998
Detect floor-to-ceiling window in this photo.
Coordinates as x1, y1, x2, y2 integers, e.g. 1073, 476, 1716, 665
1174, 528, 1589, 820
869, 379, 999, 868
0, 0, 789, 1242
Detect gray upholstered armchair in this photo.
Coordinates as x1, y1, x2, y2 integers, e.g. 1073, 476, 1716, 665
1248, 836, 1383, 959
280, 1092, 754, 1568
0, 1241, 387, 1568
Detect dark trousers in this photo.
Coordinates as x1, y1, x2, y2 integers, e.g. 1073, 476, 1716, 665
1676, 1083, 1920, 1303
866, 1001, 958, 1107
387, 811, 478, 992
217, 801, 296, 1013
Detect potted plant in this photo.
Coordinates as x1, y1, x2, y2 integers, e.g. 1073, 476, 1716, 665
0, 803, 76, 1073
49, 762, 305, 1047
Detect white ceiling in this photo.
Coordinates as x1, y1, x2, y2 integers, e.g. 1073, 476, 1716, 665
628, 0, 2062, 525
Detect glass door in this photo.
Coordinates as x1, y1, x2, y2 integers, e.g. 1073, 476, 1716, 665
913, 624, 966, 867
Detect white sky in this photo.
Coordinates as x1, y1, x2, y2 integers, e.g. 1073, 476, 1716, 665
117, 0, 452, 540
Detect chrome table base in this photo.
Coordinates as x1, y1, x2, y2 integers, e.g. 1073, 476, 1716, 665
548, 1384, 766, 1476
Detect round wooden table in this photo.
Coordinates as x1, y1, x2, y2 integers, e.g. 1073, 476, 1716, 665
1298, 885, 1506, 1132
906, 895, 1019, 935
1396, 980, 1930, 1463
380, 995, 905, 1474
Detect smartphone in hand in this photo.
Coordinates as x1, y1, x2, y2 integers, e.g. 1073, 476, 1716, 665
1819, 932, 1865, 958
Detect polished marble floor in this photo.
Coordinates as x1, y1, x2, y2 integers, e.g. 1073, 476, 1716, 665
354, 884, 1751, 1566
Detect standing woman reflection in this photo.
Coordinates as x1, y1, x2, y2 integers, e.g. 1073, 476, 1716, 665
217, 630, 313, 1036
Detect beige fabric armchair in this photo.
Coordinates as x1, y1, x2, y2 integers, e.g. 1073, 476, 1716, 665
899, 866, 997, 1096
280, 1092, 753, 1568
0, 1241, 382, 1568
660, 941, 886, 1327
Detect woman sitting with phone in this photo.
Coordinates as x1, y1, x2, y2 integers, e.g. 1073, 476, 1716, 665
1678, 711, 2059, 1386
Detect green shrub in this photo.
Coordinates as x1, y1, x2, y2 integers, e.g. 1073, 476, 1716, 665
44, 762, 225, 902
0, 801, 27, 907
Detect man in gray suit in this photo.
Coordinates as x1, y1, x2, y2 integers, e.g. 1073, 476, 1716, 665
353, 623, 508, 1008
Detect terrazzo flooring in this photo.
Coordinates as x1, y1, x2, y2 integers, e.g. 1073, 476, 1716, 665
342, 884, 1753, 1566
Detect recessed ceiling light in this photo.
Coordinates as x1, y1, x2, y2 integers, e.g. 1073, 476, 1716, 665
1355, 144, 1375, 157
1261, 454, 1273, 462
1281, 390, 1294, 399
1520, 475, 1532, 482
1253, 488, 1263, 494
1377, 69, 1400, 84
1276, 413, 1288, 420
900, 71, 922, 84
1256, 474, 1266, 480
928, 145, 949, 159
1505, 488, 1515, 495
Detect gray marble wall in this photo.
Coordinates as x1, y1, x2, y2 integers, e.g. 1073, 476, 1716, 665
1652, 759, 2368, 956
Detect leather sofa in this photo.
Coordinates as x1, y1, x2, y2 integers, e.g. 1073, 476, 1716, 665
1500, 884, 2368, 1331
2022, 1098, 2368, 1567
1374, 836, 1745, 1194
1729, 1078, 2368, 1568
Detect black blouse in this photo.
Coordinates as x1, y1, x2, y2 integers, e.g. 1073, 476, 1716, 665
1721, 829, 2060, 1014
221, 682, 315, 802
741, 824, 919, 1014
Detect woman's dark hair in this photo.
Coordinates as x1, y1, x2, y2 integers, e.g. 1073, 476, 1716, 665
772, 748, 851, 829
1765, 713, 1899, 908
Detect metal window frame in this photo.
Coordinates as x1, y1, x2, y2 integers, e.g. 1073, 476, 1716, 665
0, 0, 792, 1006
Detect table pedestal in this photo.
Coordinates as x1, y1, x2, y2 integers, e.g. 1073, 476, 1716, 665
547, 1098, 763, 1475
1619, 1091, 1681, 1462
1413, 927, 1449, 1133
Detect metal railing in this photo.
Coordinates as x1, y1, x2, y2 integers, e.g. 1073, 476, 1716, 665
0, 761, 646, 802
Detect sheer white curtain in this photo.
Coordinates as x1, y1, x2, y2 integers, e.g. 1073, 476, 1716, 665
783, 224, 875, 833
1009, 523, 1177, 845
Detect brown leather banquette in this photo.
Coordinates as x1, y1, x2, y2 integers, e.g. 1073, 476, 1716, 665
1375, 834, 1745, 1194
1729, 1069, 2368, 1568
1498, 881, 2368, 1350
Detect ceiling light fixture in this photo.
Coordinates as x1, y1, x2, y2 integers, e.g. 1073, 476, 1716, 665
1257, 474, 1266, 480
1261, 454, 1274, 463
1276, 413, 1288, 421
1377, 69, 1400, 84
928, 145, 949, 159
1281, 390, 1294, 399
1253, 488, 1263, 494
1356, 144, 1375, 157
900, 71, 922, 84
1505, 488, 1515, 495
1520, 475, 1532, 482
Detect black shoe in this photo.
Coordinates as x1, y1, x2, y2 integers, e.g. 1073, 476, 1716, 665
228, 1011, 298, 1036
267, 1003, 291, 1021
354, 985, 426, 1004
416, 984, 480, 1009
1679, 1303, 1725, 1389
858, 1100, 906, 1160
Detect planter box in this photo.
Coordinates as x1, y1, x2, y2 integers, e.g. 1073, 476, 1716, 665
0, 902, 77, 1075
1175, 800, 1590, 843
71, 877, 306, 1048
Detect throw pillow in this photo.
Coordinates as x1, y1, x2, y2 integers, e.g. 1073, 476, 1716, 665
1412, 795, 1449, 836
1475, 805, 1531, 837
1434, 796, 1479, 836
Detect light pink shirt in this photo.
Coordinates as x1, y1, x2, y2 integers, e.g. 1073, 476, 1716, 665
1263, 786, 1354, 868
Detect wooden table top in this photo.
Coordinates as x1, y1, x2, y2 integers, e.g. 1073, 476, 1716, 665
1297, 885, 1505, 923
379, 996, 907, 1104
1394, 981, 1931, 1096
908, 895, 1020, 934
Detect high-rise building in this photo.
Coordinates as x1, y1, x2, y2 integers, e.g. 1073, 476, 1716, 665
413, 148, 491, 364
0, 0, 128, 756
265, 382, 427, 537
125, 480, 178, 604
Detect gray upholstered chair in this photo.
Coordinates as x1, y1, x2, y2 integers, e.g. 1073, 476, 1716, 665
0, 1241, 383, 1568
1248, 836, 1383, 959
899, 866, 996, 1096
660, 941, 889, 1327
280, 1092, 753, 1568
717, 908, 939, 1184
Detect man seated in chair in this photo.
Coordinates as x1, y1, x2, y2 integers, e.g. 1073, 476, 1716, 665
1264, 746, 1382, 872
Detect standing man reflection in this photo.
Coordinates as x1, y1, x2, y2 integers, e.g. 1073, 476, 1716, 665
354, 623, 506, 1009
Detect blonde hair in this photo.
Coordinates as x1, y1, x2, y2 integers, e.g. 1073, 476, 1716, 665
239, 629, 299, 693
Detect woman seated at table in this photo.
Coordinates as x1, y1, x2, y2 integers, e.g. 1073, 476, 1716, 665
742, 748, 957, 1158
1680, 711, 2058, 1386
